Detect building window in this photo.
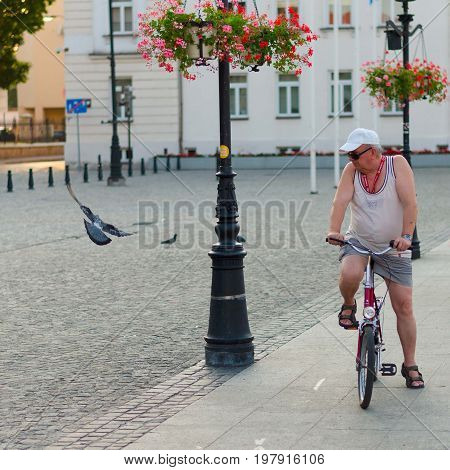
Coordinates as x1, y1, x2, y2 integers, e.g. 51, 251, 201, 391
278, 74, 300, 117
381, 0, 402, 24
115, 78, 133, 119
112, 0, 133, 33
330, 71, 353, 115
382, 100, 402, 115
8, 87, 18, 110
326, 0, 352, 26
277, 0, 298, 17
230, 75, 248, 118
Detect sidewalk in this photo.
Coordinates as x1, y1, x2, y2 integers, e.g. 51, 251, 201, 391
128, 239, 450, 450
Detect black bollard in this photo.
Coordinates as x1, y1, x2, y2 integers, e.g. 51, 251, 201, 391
177, 155, 181, 171
141, 157, 145, 175
153, 156, 158, 174
128, 157, 133, 177
7, 170, 13, 192
28, 169, 34, 190
164, 148, 170, 172
83, 163, 89, 183
65, 164, 70, 185
48, 167, 54, 187
98, 155, 103, 181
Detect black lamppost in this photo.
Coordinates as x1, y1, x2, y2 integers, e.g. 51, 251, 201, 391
385, 0, 421, 259
107, 0, 125, 186
204, 0, 254, 366
121, 85, 134, 167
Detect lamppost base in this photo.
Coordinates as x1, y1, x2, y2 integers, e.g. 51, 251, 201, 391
205, 341, 254, 367
205, 245, 254, 367
107, 176, 126, 187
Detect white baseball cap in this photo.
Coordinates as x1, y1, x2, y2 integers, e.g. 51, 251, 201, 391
339, 128, 381, 152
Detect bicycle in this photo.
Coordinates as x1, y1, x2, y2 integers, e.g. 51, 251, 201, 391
326, 237, 405, 409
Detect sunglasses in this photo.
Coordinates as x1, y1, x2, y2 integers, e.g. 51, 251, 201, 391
347, 147, 372, 160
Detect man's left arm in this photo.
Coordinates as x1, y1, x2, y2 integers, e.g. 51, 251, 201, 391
393, 155, 418, 251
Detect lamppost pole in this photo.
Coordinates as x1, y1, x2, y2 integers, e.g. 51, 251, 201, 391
397, 0, 420, 259
204, 0, 254, 367
107, 0, 125, 186
124, 86, 133, 163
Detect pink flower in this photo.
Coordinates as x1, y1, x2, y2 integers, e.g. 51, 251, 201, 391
375, 77, 382, 83
360, 76, 365, 82
383, 74, 389, 80
175, 37, 187, 48
153, 38, 166, 49
222, 25, 232, 33
386, 81, 391, 87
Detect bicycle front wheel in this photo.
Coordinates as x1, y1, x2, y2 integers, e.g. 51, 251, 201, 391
358, 325, 376, 409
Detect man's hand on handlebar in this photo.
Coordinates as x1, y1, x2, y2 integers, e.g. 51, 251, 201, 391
391, 236, 412, 252
326, 232, 344, 246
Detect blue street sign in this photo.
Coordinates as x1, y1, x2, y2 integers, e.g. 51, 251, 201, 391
66, 98, 88, 114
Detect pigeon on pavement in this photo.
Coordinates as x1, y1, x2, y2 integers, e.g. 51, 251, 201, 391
67, 183, 132, 246
161, 234, 177, 245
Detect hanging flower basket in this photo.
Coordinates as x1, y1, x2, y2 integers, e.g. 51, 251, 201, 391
361, 58, 448, 108
137, 1, 318, 80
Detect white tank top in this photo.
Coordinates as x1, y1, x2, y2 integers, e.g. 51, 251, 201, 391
346, 155, 405, 253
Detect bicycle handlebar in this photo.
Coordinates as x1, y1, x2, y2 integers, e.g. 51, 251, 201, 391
389, 240, 412, 251
326, 237, 411, 255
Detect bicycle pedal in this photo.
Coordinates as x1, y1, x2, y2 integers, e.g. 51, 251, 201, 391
381, 363, 397, 376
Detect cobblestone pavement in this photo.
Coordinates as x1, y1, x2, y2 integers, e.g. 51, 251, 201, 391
1, 163, 449, 449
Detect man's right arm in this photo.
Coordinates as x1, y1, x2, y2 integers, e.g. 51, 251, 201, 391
327, 163, 355, 245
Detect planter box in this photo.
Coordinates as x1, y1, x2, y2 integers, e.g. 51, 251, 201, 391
149, 153, 450, 171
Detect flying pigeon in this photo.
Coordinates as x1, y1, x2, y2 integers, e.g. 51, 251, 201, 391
67, 183, 132, 246
161, 234, 177, 245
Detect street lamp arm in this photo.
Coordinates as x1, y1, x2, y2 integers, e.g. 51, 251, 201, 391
409, 24, 423, 36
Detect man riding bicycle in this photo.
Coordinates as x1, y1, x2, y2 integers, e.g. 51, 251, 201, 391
327, 128, 424, 389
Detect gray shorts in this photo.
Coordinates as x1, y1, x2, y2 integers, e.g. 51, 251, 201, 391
339, 238, 412, 287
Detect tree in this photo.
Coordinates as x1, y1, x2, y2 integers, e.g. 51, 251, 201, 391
0, 0, 55, 90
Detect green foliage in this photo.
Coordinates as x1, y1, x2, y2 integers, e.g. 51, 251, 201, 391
0, 0, 55, 90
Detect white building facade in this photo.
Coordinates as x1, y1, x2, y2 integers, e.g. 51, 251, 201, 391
64, 0, 449, 163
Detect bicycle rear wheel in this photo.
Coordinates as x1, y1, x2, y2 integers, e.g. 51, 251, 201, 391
358, 325, 376, 409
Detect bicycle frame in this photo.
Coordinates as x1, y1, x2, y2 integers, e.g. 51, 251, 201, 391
356, 255, 384, 374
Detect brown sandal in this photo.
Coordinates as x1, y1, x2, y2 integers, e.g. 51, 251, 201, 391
401, 363, 425, 389
338, 302, 358, 330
